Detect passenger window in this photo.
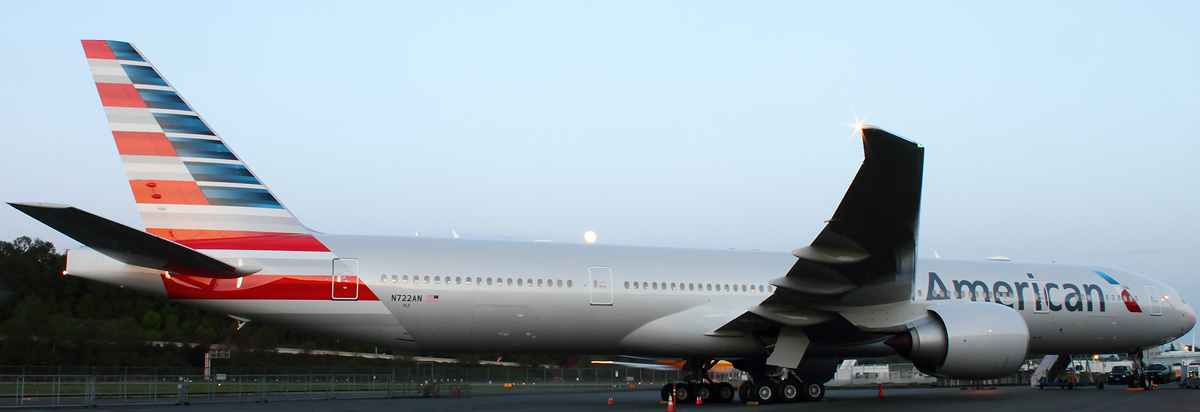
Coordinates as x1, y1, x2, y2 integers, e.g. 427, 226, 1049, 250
538, 279, 544, 287
518, 278, 524, 286
567, 280, 573, 287
624, 281, 630, 289
671, 283, 677, 290
487, 278, 493, 286
391, 275, 398, 283
423, 276, 430, 284
688, 283, 694, 291
557, 279, 563, 287
527, 278, 533, 287
380, 275, 387, 283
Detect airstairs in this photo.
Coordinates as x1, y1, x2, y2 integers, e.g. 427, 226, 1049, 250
1029, 355, 1072, 387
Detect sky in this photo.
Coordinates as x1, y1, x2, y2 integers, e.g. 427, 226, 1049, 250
1, 2, 1198, 345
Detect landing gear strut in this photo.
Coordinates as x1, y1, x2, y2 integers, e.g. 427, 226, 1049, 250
659, 359, 736, 404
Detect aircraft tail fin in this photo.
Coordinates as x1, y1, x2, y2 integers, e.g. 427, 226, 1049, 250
82, 40, 313, 242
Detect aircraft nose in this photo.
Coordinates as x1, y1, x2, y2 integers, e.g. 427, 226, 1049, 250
1180, 300, 1197, 332
1169, 291, 1197, 336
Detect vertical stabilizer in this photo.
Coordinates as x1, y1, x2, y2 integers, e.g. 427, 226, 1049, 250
82, 40, 313, 242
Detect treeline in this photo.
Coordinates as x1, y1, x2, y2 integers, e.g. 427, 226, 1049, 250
0, 237, 584, 369
0, 237, 398, 367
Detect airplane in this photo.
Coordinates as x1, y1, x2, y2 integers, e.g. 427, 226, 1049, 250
10, 40, 1195, 404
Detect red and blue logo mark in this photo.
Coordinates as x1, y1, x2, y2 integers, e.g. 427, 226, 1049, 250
1094, 271, 1142, 313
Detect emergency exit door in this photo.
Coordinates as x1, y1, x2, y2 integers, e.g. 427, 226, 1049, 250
589, 266, 613, 306
332, 258, 359, 300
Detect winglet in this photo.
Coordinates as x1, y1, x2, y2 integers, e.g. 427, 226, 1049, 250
777, 127, 924, 303
9, 202, 259, 279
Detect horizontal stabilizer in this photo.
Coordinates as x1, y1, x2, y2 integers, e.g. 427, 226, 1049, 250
9, 202, 259, 278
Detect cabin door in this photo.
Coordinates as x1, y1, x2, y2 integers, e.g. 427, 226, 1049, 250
589, 266, 613, 306
332, 258, 359, 300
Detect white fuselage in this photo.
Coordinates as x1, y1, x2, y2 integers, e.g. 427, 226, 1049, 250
65, 234, 1195, 360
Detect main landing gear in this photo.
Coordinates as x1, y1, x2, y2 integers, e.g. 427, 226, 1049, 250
658, 359, 736, 404
736, 368, 824, 404
659, 359, 827, 405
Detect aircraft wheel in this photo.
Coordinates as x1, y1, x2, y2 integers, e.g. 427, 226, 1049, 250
675, 384, 695, 403
738, 381, 752, 403
800, 382, 825, 402
660, 384, 672, 401
778, 379, 800, 403
697, 383, 712, 402
716, 382, 735, 403
751, 381, 777, 403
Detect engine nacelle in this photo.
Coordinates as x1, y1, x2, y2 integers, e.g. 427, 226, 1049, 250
886, 301, 1029, 379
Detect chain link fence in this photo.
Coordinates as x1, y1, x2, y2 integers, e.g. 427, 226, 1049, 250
0, 366, 682, 408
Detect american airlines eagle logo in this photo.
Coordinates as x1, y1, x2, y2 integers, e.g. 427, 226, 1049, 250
1095, 271, 1141, 313
1115, 286, 1142, 313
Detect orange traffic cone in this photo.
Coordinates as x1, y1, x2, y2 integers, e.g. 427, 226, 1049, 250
696, 392, 702, 405
667, 385, 676, 412
608, 397, 614, 405
878, 383, 884, 398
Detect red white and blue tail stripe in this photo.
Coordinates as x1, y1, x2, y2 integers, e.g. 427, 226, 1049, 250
79, 40, 380, 301
83, 40, 315, 246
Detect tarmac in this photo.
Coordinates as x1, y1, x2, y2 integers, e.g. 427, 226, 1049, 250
30, 385, 1200, 412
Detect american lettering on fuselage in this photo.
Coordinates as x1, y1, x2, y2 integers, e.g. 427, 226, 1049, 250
926, 272, 1107, 312
924, 270, 1150, 314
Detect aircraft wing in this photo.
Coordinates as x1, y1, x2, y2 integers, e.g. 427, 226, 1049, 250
718, 127, 926, 335
9, 202, 259, 278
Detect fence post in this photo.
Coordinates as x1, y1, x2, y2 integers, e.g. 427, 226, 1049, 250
387, 374, 395, 398
86, 375, 96, 407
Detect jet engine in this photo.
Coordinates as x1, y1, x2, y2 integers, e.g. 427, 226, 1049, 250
885, 301, 1029, 379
